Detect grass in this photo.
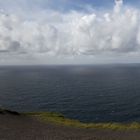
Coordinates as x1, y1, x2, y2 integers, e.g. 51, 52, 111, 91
25, 112, 140, 130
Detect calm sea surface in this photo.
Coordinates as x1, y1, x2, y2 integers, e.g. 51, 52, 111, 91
0, 64, 140, 123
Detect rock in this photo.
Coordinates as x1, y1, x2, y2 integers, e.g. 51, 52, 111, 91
0, 108, 20, 115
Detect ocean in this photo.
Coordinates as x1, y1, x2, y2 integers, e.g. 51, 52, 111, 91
0, 64, 140, 123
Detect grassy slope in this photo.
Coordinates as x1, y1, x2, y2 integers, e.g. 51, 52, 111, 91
25, 112, 140, 130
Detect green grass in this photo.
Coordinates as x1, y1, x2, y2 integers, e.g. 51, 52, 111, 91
24, 112, 140, 130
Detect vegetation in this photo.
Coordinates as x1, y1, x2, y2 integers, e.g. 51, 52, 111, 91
1, 107, 140, 130
25, 112, 140, 130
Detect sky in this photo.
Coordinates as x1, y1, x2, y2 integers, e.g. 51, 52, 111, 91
0, 0, 140, 65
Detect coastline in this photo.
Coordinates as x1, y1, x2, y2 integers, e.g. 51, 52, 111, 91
1, 109, 140, 140
25, 112, 140, 130
1, 108, 140, 130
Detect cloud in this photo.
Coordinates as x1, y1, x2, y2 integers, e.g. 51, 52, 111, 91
0, 0, 140, 64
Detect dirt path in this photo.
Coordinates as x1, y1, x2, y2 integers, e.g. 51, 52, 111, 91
0, 113, 140, 140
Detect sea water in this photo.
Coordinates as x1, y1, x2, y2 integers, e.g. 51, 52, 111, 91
0, 64, 140, 123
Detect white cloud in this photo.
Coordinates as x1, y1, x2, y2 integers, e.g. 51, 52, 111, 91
0, 0, 140, 64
